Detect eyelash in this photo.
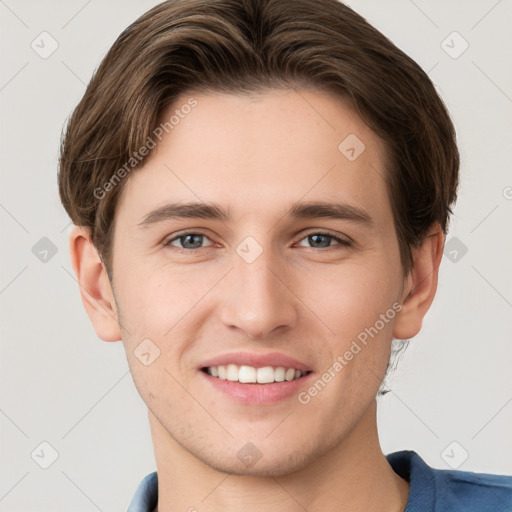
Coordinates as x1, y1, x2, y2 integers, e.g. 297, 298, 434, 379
163, 230, 352, 253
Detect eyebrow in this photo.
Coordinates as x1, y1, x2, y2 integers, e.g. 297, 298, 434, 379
137, 200, 373, 228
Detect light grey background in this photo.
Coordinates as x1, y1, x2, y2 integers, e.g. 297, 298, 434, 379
1, 0, 511, 510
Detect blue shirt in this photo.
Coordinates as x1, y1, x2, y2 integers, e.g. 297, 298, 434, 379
127, 450, 512, 511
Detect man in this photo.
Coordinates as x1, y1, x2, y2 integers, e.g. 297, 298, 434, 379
58, 0, 512, 510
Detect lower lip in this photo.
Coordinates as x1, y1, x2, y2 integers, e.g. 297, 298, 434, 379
199, 370, 314, 405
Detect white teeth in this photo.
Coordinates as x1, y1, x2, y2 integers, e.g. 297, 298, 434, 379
239, 365, 257, 383
285, 368, 295, 381
274, 367, 285, 382
226, 364, 239, 381
257, 366, 275, 384
205, 364, 306, 383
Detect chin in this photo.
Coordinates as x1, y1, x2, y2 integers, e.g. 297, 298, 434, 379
202, 446, 315, 478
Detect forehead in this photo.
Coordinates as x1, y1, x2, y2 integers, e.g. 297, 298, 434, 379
117, 88, 392, 228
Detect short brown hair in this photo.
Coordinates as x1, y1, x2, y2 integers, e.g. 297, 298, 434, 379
58, 0, 459, 278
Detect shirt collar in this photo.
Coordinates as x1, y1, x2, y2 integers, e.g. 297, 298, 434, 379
386, 450, 435, 511
127, 471, 158, 512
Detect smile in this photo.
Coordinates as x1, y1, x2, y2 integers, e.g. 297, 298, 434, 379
202, 364, 311, 384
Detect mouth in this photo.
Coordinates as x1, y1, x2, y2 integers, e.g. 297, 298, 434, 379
197, 352, 315, 404
200, 364, 313, 384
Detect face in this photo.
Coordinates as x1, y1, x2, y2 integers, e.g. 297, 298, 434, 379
110, 88, 407, 476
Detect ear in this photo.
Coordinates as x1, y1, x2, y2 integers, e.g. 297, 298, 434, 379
68, 226, 122, 342
393, 224, 445, 340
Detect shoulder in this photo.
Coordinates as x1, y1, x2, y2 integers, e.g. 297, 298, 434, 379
432, 465, 512, 511
387, 450, 512, 512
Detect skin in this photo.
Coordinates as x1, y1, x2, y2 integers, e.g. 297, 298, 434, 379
70, 88, 444, 511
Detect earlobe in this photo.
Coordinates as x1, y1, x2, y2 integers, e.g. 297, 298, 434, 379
69, 226, 122, 342
393, 226, 445, 340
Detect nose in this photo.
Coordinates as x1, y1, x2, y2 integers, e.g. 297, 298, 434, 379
219, 245, 298, 339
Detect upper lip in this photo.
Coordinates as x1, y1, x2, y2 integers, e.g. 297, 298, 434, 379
199, 351, 313, 372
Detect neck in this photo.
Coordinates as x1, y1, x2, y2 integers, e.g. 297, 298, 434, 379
149, 400, 409, 512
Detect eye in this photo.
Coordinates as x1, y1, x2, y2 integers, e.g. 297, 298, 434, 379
163, 230, 352, 253
164, 232, 213, 251
296, 232, 351, 249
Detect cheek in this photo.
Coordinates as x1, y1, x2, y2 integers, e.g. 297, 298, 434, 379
117, 250, 402, 343
297, 258, 402, 337
115, 255, 208, 333
298, 263, 400, 404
